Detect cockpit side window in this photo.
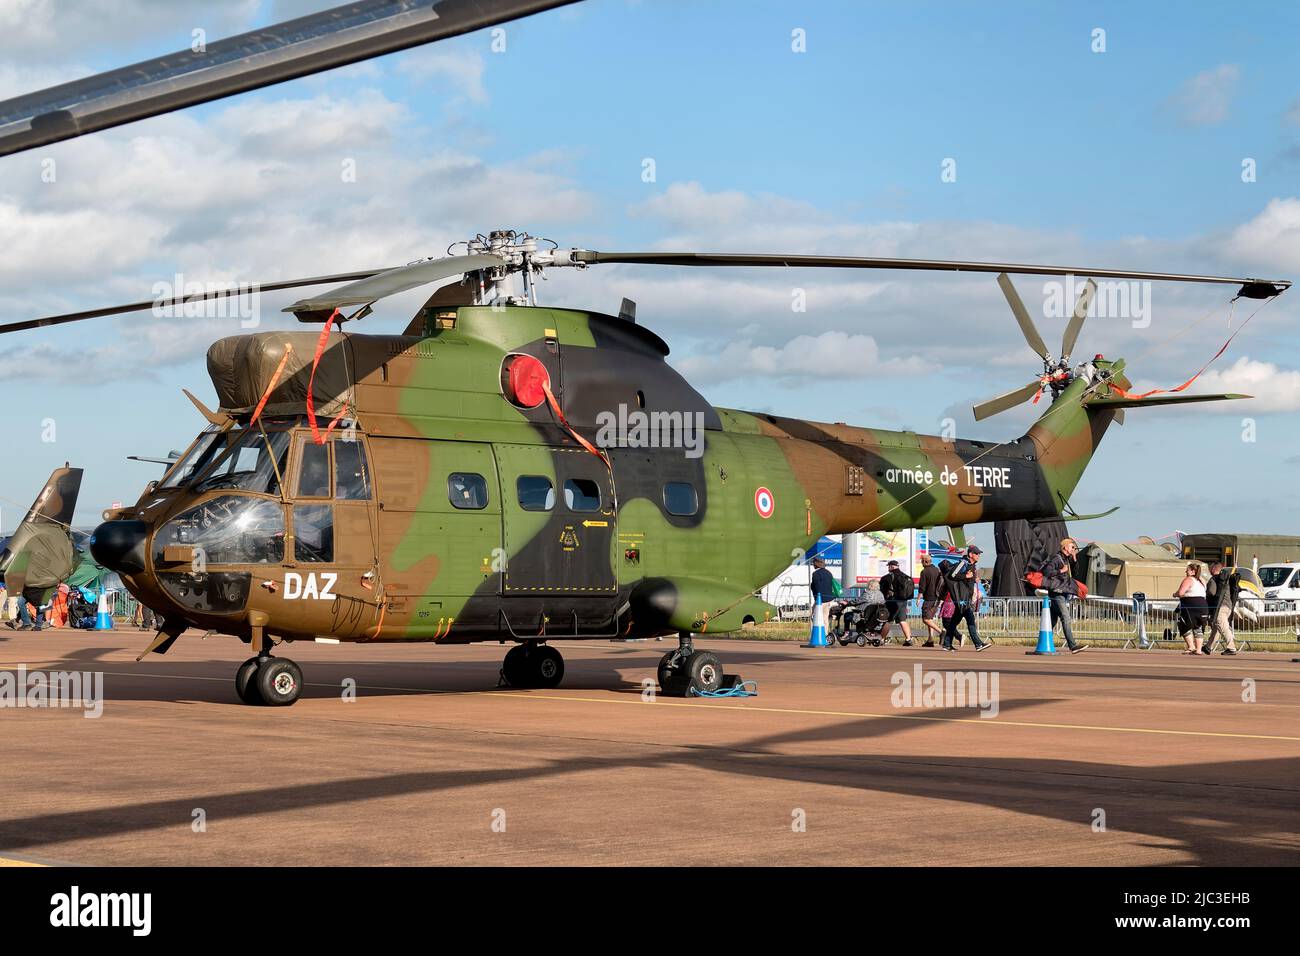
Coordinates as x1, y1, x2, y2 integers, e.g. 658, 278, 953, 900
296, 442, 332, 498
334, 440, 371, 500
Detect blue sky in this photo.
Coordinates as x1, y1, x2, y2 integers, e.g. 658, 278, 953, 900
1, 0, 1297, 546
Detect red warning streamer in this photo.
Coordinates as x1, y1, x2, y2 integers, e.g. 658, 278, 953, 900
249, 343, 293, 426
541, 379, 611, 470
306, 309, 352, 444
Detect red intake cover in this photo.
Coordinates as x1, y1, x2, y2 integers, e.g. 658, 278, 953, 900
505, 354, 549, 408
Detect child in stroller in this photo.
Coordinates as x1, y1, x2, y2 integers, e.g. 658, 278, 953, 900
828, 597, 889, 647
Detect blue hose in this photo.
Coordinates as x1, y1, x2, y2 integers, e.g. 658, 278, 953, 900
688, 680, 759, 698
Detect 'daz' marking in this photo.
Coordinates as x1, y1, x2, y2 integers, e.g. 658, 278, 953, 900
283, 572, 337, 600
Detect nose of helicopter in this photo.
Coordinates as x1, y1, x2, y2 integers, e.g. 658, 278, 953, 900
90, 519, 149, 575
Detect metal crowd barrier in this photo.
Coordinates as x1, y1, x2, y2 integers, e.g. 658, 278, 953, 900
923, 595, 1300, 651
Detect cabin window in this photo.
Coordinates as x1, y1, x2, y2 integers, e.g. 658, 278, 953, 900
449, 473, 489, 510
293, 504, 334, 562
517, 476, 555, 512
334, 441, 371, 500
563, 478, 601, 513
662, 481, 699, 516
297, 443, 331, 498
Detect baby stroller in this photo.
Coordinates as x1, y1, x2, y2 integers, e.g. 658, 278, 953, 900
67, 589, 97, 629
829, 601, 889, 647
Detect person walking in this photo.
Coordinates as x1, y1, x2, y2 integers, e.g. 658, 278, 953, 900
1041, 537, 1088, 654
810, 557, 838, 635
1174, 562, 1209, 655
1204, 560, 1240, 655
941, 546, 991, 652
879, 559, 916, 646
917, 553, 944, 647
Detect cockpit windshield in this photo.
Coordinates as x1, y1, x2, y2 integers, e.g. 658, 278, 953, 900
160, 428, 222, 489
160, 426, 292, 495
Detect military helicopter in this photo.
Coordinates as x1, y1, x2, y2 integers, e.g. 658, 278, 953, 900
0, 1, 1290, 704
0, 465, 84, 622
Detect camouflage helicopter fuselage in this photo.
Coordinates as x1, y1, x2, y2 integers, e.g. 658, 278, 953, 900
103, 304, 1116, 648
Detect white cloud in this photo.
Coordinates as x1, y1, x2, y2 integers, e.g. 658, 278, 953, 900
1164, 64, 1239, 127
674, 331, 926, 384
1221, 198, 1300, 273
0, 82, 600, 380
394, 48, 489, 103
1191, 356, 1300, 412
0, 0, 259, 65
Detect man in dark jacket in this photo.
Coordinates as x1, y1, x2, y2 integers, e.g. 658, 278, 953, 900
810, 557, 837, 632
1041, 537, 1087, 654
917, 553, 944, 646
879, 560, 915, 646
1204, 560, 1240, 655
941, 546, 991, 651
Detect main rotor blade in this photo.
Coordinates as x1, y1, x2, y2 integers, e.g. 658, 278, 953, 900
1060, 277, 1097, 362
569, 251, 1291, 294
0, 0, 579, 158
0, 269, 391, 336
972, 380, 1042, 422
283, 253, 505, 316
997, 273, 1051, 362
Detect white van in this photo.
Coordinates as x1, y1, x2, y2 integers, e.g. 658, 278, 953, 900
1258, 563, 1300, 604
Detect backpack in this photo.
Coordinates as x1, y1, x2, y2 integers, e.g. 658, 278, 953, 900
895, 572, 915, 600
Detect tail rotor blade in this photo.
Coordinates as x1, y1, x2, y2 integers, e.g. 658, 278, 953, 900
1061, 277, 1097, 362
997, 273, 1051, 362
972, 379, 1043, 422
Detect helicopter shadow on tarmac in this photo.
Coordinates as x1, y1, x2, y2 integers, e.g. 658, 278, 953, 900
0, 696, 1295, 865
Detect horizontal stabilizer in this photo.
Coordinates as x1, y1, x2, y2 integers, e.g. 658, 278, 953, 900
1087, 393, 1249, 410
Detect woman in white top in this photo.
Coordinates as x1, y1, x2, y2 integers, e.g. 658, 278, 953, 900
1174, 563, 1209, 654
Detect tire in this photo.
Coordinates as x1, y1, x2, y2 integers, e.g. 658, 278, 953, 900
235, 657, 263, 705
532, 645, 564, 689
503, 644, 564, 689
255, 658, 303, 706
855, 634, 867, 647
502, 644, 529, 687
685, 651, 724, 695
657, 652, 677, 690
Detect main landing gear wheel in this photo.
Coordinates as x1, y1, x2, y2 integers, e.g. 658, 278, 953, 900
235, 657, 263, 705
658, 633, 732, 697
501, 643, 565, 689
254, 658, 304, 706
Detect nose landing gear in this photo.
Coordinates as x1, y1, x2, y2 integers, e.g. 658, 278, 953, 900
657, 632, 737, 697
499, 641, 565, 689
234, 655, 304, 706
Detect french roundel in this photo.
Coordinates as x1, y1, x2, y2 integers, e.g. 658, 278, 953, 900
754, 486, 775, 519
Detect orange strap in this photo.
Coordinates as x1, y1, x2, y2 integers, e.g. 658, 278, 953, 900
1110, 330, 1239, 401
306, 309, 351, 444
541, 379, 610, 469
1109, 297, 1261, 401
249, 343, 293, 426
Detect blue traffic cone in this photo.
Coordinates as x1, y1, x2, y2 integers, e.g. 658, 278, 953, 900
1027, 589, 1055, 655
804, 594, 830, 648
94, 589, 114, 631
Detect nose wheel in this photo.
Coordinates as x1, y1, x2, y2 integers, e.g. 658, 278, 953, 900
500, 642, 565, 689
657, 632, 733, 697
234, 655, 303, 706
